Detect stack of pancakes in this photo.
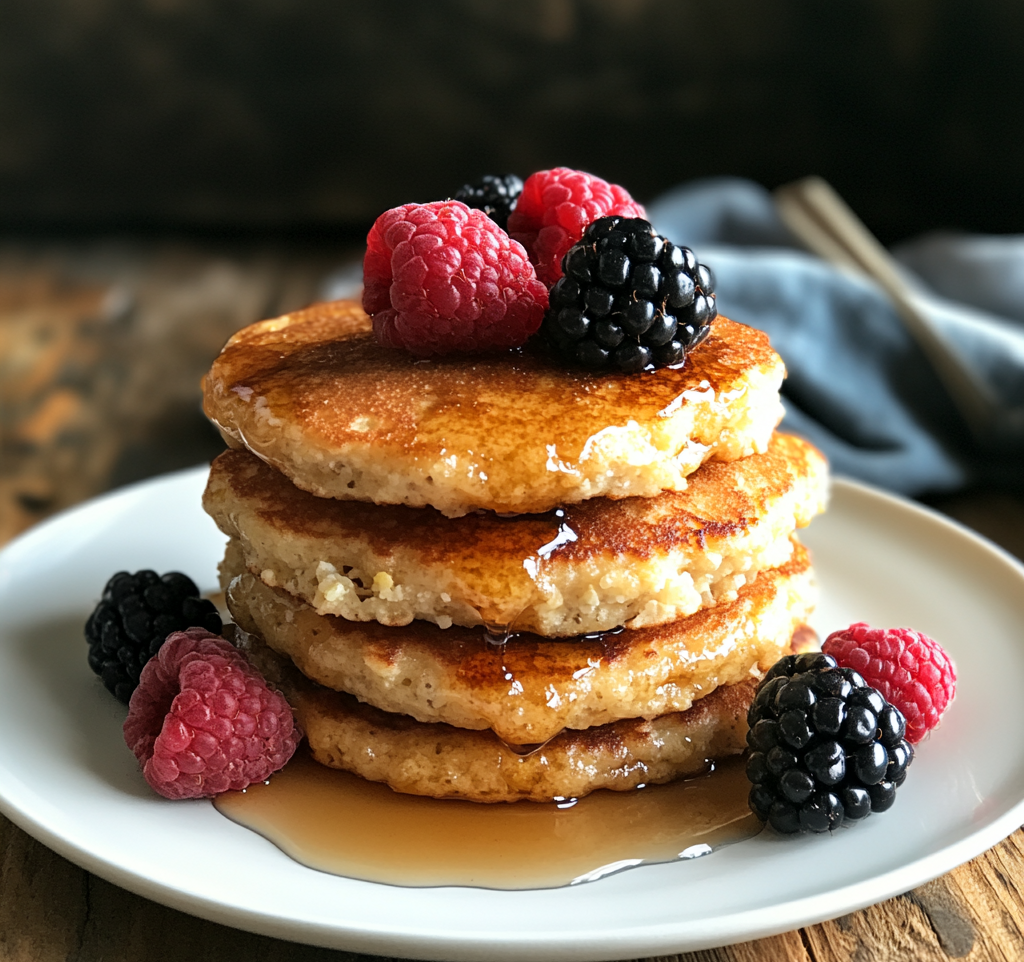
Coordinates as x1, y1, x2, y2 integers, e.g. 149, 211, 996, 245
201, 299, 828, 803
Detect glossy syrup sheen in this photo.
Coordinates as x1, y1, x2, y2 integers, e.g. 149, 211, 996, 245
210, 435, 823, 568
213, 750, 761, 890
206, 303, 777, 460
207, 431, 824, 635
202, 302, 784, 515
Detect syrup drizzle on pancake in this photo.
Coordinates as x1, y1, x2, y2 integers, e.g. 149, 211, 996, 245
203, 303, 786, 516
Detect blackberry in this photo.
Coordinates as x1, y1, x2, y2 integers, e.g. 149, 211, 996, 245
84, 570, 222, 704
453, 174, 523, 230
540, 216, 717, 373
746, 652, 914, 834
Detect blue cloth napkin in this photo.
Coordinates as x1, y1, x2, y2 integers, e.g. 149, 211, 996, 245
647, 178, 1024, 495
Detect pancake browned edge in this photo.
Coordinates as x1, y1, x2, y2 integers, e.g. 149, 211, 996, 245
202, 300, 785, 517
205, 432, 827, 635
237, 624, 764, 803
225, 542, 816, 745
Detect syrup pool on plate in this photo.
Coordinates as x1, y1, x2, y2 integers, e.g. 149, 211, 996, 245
213, 749, 760, 890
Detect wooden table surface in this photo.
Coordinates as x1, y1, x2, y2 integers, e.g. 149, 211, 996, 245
2, 240, 1023, 962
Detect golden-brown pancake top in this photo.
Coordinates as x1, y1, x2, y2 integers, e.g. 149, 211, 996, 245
209, 433, 824, 566
205, 432, 827, 634
202, 300, 785, 515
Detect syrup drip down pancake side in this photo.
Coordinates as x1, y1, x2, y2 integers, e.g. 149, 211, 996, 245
237, 626, 761, 804
204, 432, 827, 636
202, 300, 785, 517
224, 542, 816, 745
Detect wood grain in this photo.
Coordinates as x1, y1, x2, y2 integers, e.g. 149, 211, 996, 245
0, 241, 356, 543
1, 242, 1023, 962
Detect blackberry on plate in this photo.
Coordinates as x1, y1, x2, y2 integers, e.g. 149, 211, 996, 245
453, 174, 523, 230
746, 651, 914, 834
85, 570, 223, 704
540, 215, 717, 373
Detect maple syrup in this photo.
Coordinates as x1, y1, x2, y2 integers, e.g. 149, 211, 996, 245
213, 749, 761, 890
204, 304, 783, 516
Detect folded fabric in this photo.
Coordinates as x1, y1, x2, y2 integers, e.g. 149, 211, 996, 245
648, 178, 1024, 495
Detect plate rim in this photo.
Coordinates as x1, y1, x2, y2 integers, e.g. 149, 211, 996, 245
1, 466, 1023, 961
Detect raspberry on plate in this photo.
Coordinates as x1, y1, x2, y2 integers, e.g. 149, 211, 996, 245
123, 628, 300, 799
362, 200, 548, 356
823, 623, 956, 744
507, 167, 646, 287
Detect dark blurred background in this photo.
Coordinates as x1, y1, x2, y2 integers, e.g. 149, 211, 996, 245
3, 0, 1024, 547
2, 0, 1023, 243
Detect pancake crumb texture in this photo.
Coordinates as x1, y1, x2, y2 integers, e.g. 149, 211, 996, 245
225, 542, 816, 745
202, 300, 785, 516
239, 628, 757, 803
205, 433, 827, 635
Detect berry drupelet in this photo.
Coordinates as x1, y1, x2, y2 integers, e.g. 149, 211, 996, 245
453, 174, 523, 231
541, 216, 717, 373
746, 652, 914, 834
85, 570, 222, 704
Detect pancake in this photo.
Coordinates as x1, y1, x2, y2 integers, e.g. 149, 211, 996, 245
202, 300, 785, 517
236, 624, 758, 803
204, 432, 827, 636
224, 541, 816, 745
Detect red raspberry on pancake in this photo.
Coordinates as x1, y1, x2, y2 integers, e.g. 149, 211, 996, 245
363, 200, 547, 356
507, 167, 646, 286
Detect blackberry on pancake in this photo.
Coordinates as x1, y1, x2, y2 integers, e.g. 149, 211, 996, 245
542, 216, 716, 372
453, 174, 523, 230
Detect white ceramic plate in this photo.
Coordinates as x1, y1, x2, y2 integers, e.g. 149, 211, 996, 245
1, 468, 1023, 961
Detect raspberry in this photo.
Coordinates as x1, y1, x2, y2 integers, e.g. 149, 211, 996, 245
362, 200, 548, 356
507, 167, 646, 287
123, 628, 300, 799
823, 623, 956, 744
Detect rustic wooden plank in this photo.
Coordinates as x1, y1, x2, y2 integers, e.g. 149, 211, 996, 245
939, 830, 1024, 960
668, 931, 812, 961
0, 263, 111, 543
0, 242, 358, 543
0, 812, 87, 962
803, 891, 957, 961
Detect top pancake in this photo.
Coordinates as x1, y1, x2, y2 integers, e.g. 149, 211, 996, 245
202, 300, 784, 516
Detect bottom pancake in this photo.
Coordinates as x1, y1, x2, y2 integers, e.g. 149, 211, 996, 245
234, 626, 812, 803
